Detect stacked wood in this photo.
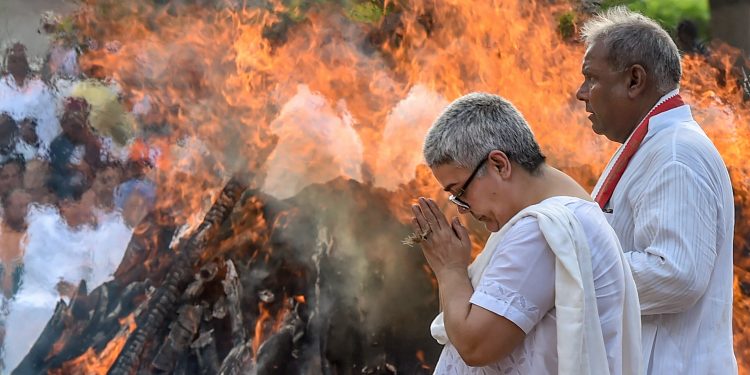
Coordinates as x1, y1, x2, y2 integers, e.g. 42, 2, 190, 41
14, 178, 441, 374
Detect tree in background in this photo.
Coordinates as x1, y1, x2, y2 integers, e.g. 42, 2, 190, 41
597, 0, 748, 56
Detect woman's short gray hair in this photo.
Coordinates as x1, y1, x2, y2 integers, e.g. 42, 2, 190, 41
580, 6, 681, 94
423, 93, 545, 174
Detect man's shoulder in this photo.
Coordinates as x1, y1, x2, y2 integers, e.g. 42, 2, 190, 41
642, 120, 723, 166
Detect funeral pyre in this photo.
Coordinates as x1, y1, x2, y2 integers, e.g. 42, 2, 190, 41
3, 0, 750, 373
13, 175, 438, 374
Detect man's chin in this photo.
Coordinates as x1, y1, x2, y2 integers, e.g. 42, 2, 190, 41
591, 123, 606, 136
588, 116, 603, 134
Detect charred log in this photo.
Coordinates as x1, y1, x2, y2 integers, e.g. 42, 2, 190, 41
25, 178, 440, 374
108, 178, 247, 375
255, 302, 305, 375
217, 342, 252, 375
114, 211, 180, 287
151, 304, 203, 372
11, 301, 68, 375
191, 328, 221, 374
222, 260, 245, 347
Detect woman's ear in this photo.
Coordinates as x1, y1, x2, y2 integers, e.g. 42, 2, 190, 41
488, 150, 511, 179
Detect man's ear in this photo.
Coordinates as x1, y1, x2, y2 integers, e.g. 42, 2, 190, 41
488, 150, 511, 179
627, 64, 648, 99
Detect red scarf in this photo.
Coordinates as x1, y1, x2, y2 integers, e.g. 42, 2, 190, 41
595, 94, 685, 209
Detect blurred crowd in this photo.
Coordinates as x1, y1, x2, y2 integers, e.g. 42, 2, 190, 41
0, 14, 158, 373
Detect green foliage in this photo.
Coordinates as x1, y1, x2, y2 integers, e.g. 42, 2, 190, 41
284, 0, 309, 22
558, 11, 577, 39
344, 0, 385, 24
275, 0, 387, 25
58, 16, 77, 35
602, 0, 710, 35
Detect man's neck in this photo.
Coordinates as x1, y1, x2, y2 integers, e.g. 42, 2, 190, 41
621, 91, 668, 142
2, 220, 25, 233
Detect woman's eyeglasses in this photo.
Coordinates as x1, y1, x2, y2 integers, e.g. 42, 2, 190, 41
448, 157, 488, 210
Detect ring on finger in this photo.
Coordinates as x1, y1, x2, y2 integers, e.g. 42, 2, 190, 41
420, 227, 432, 240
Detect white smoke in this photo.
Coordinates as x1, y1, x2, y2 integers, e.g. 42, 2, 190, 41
374, 85, 448, 190
262, 84, 364, 199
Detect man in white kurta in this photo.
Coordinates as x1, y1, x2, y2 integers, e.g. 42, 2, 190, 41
596, 93, 735, 374
577, 7, 736, 374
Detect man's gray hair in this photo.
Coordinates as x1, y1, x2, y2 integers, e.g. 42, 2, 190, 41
423, 93, 545, 174
581, 6, 681, 94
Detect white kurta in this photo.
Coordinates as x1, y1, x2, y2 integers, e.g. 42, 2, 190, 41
0, 76, 61, 154
434, 197, 637, 374
596, 98, 736, 374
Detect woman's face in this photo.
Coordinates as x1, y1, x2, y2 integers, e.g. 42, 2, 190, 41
430, 159, 516, 233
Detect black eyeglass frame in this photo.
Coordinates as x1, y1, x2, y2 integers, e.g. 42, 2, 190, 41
448, 157, 488, 210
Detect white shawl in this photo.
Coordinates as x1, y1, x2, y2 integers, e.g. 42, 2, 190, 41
430, 199, 642, 375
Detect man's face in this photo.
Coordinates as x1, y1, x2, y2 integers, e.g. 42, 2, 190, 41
576, 42, 632, 143
6, 46, 29, 79
430, 161, 514, 233
93, 167, 120, 200
60, 113, 88, 142
19, 119, 38, 145
0, 163, 22, 194
4, 190, 31, 231
24, 160, 48, 190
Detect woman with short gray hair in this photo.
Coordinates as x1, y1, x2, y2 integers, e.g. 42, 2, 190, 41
411, 93, 641, 374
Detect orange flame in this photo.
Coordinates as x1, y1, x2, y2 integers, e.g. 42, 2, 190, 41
66, 0, 750, 368
252, 302, 273, 358
416, 349, 431, 370
53, 314, 136, 375
251, 298, 292, 358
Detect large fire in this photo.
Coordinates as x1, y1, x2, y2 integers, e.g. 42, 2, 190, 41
7, 0, 750, 372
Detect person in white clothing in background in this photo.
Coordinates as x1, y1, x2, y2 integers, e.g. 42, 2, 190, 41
576, 7, 737, 374
411, 93, 641, 374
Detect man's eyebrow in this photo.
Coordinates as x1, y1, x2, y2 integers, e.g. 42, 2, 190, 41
443, 183, 456, 192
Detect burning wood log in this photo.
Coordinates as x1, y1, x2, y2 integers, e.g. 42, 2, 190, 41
21, 178, 440, 374
11, 300, 68, 374
222, 260, 245, 347
217, 341, 252, 375
255, 300, 305, 375
113, 210, 181, 288
185, 261, 220, 300
151, 304, 203, 372
190, 328, 220, 374
108, 178, 247, 375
